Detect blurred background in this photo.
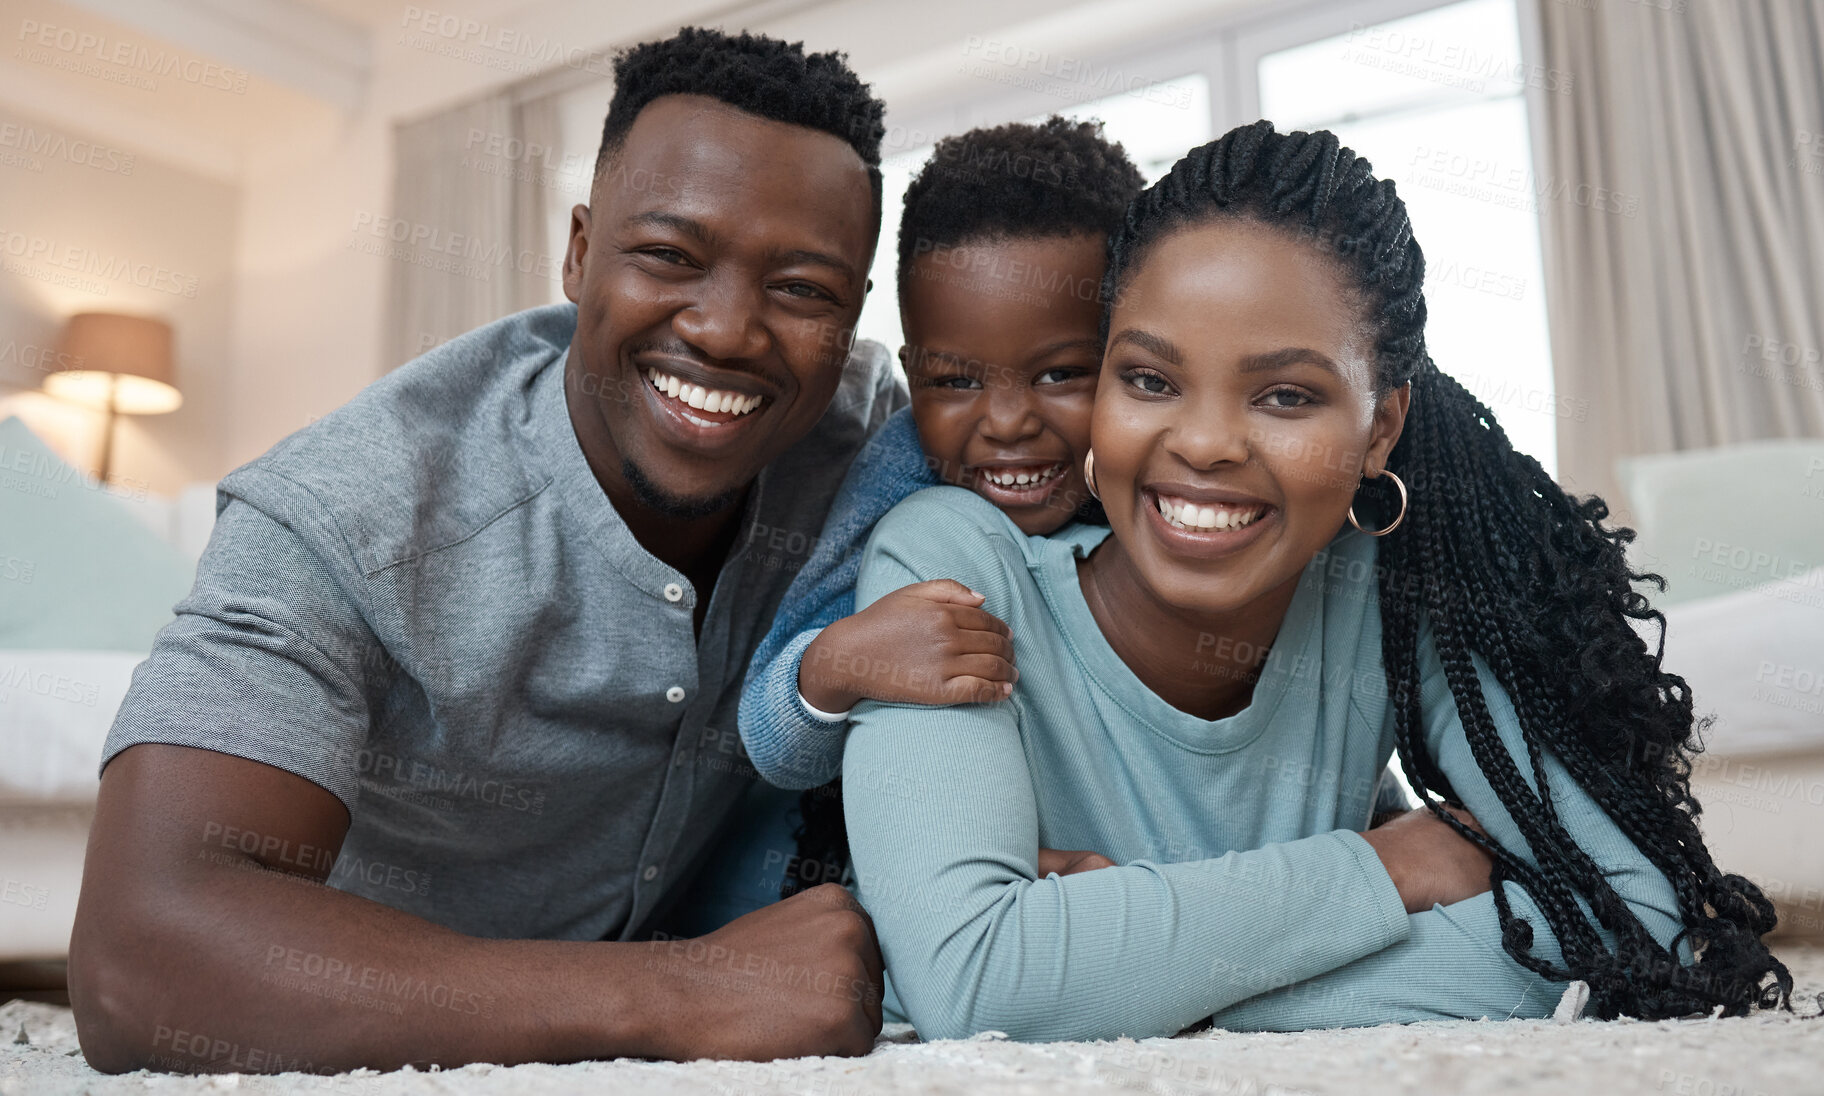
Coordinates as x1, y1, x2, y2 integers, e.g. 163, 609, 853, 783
1, 0, 1821, 994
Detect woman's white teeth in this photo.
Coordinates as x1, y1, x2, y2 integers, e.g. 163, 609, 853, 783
645, 368, 761, 417
1155, 494, 1265, 531
982, 465, 1063, 488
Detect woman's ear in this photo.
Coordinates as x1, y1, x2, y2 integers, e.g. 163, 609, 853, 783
1364, 381, 1412, 477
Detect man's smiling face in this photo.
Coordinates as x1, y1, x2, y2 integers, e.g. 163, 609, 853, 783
561, 94, 878, 518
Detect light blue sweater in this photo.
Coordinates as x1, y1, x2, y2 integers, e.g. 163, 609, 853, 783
842, 486, 1686, 1041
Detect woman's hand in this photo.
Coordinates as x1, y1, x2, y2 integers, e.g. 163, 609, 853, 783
1357, 804, 1495, 914
1036, 848, 1116, 876
799, 580, 1016, 712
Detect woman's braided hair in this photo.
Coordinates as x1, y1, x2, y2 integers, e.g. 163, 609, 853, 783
1100, 119, 1789, 1020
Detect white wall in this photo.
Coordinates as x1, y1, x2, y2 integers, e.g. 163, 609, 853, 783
0, 103, 237, 495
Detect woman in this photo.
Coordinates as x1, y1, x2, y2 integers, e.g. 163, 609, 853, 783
840, 121, 1788, 1041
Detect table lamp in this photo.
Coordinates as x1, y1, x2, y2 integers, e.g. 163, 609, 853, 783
42, 312, 182, 483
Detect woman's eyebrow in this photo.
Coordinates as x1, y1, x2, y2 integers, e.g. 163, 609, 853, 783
1107, 328, 1181, 364
1237, 347, 1342, 376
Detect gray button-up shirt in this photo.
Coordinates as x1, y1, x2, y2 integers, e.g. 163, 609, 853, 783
102, 302, 905, 941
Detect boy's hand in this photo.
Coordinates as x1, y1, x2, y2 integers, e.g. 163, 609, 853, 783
800, 580, 1015, 712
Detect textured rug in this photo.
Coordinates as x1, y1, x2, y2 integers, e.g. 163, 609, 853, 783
5, 946, 1823, 1096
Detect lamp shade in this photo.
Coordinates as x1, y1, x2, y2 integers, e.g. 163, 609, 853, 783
44, 312, 182, 415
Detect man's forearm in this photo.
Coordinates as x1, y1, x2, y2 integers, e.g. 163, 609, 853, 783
72, 853, 655, 1074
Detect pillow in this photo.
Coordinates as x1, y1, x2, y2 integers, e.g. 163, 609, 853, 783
0, 649, 144, 803
1653, 569, 1824, 757
0, 416, 196, 650
1616, 439, 1824, 608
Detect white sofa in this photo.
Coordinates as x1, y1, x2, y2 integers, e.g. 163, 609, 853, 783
1620, 440, 1824, 938
0, 483, 215, 962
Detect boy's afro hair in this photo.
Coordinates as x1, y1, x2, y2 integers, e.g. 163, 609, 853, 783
896, 116, 1144, 291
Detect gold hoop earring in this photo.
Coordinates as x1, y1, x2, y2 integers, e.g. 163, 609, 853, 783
1083, 449, 1100, 501
1347, 469, 1408, 536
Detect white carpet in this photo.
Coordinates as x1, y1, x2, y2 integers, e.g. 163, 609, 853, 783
6, 947, 1823, 1096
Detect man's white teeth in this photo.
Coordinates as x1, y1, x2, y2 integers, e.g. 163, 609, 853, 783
982, 465, 1064, 488
1155, 494, 1266, 531
645, 368, 762, 416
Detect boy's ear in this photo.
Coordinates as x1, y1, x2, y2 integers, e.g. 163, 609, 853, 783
865, 278, 874, 295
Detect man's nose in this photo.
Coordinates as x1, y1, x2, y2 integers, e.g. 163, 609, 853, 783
671, 272, 770, 362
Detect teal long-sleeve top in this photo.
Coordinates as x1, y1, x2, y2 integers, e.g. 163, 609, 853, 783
841, 486, 1686, 1041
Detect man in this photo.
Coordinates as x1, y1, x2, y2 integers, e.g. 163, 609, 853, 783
69, 27, 903, 1073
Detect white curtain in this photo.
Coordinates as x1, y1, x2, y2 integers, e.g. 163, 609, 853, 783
1533, 0, 1824, 512
386, 91, 574, 368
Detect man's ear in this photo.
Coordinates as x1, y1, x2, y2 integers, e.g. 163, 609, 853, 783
1364, 381, 1411, 477
562, 203, 592, 304
865, 278, 874, 295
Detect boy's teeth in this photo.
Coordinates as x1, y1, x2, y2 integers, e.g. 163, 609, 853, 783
646, 368, 761, 417
1154, 494, 1266, 531
982, 465, 1064, 488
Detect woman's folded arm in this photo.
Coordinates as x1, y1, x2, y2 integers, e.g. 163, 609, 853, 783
1211, 622, 1687, 1030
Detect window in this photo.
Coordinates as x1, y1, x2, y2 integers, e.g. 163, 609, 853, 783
1254, 0, 1558, 474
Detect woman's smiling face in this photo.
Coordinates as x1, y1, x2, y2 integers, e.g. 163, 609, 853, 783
1094, 217, 1409, 618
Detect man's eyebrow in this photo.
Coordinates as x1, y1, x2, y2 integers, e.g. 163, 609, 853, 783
626, 211, 713, 244
1107, 328, 1181, 364
1237, 347, 1342, 376
768, 247, 859, 281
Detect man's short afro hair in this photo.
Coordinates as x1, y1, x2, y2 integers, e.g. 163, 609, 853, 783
896, 116, 1145, 293
595, 26, 886, 211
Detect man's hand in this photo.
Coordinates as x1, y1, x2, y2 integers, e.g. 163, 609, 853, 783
799, 580, 1015, 712
639, 884, 884, 1061
1036, 848, 1116, 877
1357, 803, 1495, 914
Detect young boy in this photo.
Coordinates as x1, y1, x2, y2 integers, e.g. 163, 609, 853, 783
659, 118, 1145, 934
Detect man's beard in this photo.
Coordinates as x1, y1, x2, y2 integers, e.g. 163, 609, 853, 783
620, 457, 745, 520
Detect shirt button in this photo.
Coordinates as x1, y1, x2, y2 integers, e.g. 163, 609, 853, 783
642, 865, 659, 882
663, 582, 684, 603
666, 686, 686, 703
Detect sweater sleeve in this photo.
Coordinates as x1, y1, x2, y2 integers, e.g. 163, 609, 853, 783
737, 627, 851, 789
1207, 615, 1687, 1030
738, 406, 932, 790
842, 490, 1412, 1043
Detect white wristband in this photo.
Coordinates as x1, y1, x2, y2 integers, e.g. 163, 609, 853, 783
797, 688, 853, 723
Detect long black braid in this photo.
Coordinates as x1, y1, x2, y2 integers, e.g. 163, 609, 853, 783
1096, 119, 1786, 1020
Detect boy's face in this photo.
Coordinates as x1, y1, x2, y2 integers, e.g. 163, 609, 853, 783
900, 233, 1105, 536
